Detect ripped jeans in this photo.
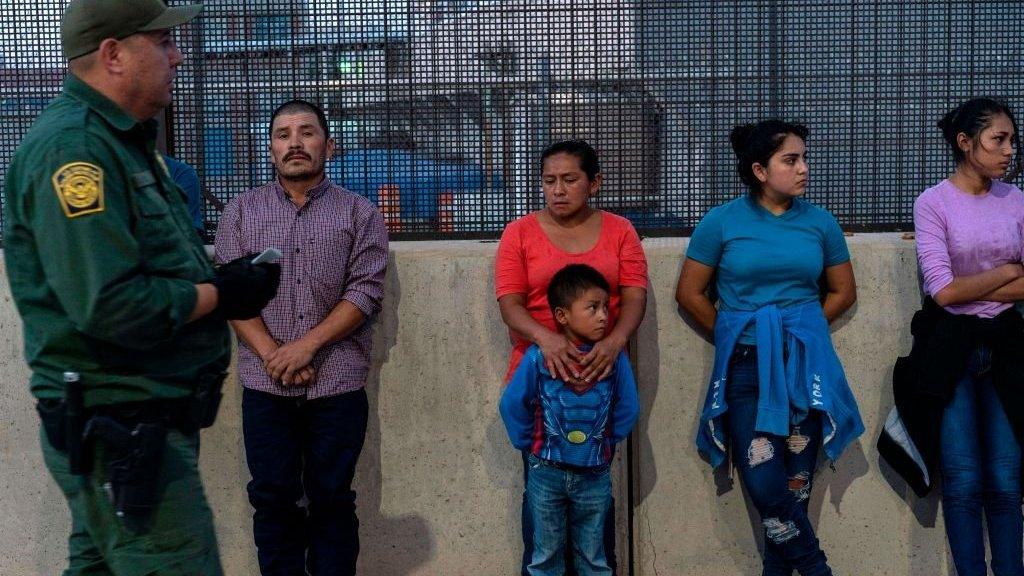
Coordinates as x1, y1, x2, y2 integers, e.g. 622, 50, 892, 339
725, 344, 832, 576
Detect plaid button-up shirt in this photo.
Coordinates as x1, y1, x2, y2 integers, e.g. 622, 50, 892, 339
214, 177, 388, 398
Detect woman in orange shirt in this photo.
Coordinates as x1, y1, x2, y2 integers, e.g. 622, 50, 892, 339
495, 139, 648, 575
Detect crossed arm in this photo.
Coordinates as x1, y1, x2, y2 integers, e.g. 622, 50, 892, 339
929, 263, 1024, 306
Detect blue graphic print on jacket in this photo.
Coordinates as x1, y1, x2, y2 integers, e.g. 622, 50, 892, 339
696, 301, 864, 468
500, 344, 639, 468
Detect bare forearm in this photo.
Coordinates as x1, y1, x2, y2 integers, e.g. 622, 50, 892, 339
301, 300, 367, 350
822, 290, 856, 322
229, 317, 278, 358
675, 258, 717, 336
820, 261, 857, 323
680, 293, 717, 335
981, 277, 1024, 303
934, 264, 1021, 306
187, 283, 218, 322
498, 296, 559, 344
604, 287, 647, 348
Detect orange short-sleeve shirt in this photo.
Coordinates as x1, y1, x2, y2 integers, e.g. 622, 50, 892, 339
494, 210, 648, 382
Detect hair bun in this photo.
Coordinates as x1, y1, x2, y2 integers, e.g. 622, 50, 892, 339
937, 107, 958, 134
730, 124, 755, 156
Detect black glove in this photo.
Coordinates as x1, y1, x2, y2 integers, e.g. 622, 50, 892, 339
210, 255, 281, 319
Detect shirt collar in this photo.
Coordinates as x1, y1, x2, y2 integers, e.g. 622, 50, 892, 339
272, 175, 334, 205
63, 74, 154, 136
746, 194, 805, 221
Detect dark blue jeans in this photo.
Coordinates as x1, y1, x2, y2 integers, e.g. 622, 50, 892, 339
243, 387, 368, 576
725, 345, 832, 576
521, 451, 618, 575
940, 345, 1023, 576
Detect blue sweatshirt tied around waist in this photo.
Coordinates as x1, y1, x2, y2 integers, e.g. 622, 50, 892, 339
697, 302, 864, 468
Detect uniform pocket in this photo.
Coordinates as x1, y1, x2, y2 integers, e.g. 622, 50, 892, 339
133, 185, 189, 269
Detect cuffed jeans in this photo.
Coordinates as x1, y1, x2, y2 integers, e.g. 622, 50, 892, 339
242, 387, 368, 576
726, 345, 832, 576
940, 345, 1023, 576
525, 454, 613, 576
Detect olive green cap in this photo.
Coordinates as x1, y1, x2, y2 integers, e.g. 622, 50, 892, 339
61, 0, 202, 60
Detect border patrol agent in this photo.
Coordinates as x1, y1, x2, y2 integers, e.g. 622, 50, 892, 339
3, 1, 280, 574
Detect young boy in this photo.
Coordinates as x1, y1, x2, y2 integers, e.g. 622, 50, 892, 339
500, 263, 640, 576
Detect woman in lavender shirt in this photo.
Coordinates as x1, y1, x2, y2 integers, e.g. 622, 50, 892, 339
915, 97, 1024, 576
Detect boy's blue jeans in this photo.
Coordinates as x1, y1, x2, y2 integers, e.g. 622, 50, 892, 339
725, 345, 832, 576
521, 453, 618, 575
940, 345, 1023, 576
525, 453, 613, 576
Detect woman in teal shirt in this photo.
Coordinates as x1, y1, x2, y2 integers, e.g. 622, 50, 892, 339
676, 120, 859, 576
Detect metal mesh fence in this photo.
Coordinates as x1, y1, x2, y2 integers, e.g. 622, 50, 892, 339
3, 1, 1024, 239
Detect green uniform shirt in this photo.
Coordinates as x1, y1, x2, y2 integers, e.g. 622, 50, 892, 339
3, 75, 231, 407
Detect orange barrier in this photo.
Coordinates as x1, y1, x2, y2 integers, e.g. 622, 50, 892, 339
377, 184, 402, 232
437, 191, 454, 233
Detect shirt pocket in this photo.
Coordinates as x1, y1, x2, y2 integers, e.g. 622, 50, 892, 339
305, 232, 351, 289
133, 180, 189, 268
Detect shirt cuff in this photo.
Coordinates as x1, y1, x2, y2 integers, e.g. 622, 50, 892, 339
343, 289, 380, 317
495, 286, 527, 300
925, 275, 954, 298
685, 252, 718, 267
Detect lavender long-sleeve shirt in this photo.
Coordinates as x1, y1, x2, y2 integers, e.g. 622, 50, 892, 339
914, 179, 1024, 318
215, 178, 389, 397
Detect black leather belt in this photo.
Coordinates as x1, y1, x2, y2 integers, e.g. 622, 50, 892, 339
534, 456, 608, 474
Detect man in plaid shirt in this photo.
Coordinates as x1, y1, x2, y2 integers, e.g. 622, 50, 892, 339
214, 99, 389, 575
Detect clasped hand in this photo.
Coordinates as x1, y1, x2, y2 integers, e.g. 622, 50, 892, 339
262, 339, 318, 387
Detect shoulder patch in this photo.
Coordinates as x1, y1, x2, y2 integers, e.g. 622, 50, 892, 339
52, 162, 104, 218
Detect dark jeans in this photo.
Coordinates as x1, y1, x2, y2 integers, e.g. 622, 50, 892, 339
725, 345, 831, 576
940, 345, 1023, 576
521, 451, 618, 575
243, 387, 369, 576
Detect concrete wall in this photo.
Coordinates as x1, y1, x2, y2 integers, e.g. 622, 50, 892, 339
0, 234, 956, 575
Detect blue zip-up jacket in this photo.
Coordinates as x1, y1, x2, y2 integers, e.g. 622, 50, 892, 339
500, 344, 639, 467
696, 302, 864, 468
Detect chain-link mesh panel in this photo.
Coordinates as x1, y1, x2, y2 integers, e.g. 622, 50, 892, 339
0, 1, 65, 227
3, 1, 1024, 238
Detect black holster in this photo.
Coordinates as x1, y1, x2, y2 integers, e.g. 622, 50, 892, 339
84, 416, 167, 533
35, 375, 91, 476
34, 371, 223, 529
182, 371, 226, 433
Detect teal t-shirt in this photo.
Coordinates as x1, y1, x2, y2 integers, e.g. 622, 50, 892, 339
686, 196, 850, 343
